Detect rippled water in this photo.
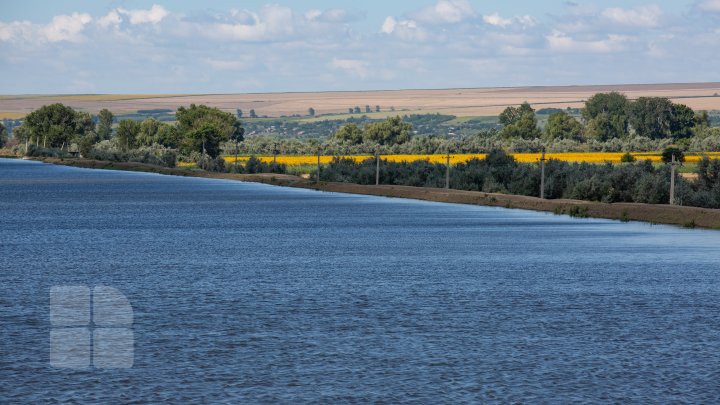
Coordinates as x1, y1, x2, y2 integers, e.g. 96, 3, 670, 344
2, 158, 720, 403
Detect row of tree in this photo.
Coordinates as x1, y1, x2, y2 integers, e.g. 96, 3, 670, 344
320, 150, 720, 209
501, 93, 710, 142
13, 103, 244, 159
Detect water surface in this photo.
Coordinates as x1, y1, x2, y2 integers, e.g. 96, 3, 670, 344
1, 158, 720, 403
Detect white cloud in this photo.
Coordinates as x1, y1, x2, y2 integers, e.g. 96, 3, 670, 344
413, 0, 475, 24
379, 18, 427, 41
483, 13, 512, 28
117, 5, 169, 25
329, 58, 369, 78
304, 8, 362, 23
547, 32, 632, 53
483, 13, 537, 28
0, 21, 34, 42
206, 59, 250, 71
381, 16, 396, 34
601, 6, 663, 28
697, 0, 720, 12
204, 5, 294, 41
98, 10, 122, 29
44, 12, 92, 42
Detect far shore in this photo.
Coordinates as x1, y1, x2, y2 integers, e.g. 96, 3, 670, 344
26, 157, 720, 230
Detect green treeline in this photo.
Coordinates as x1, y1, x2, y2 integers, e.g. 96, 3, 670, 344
321, 151, 720, 209
13, 103, 244, 168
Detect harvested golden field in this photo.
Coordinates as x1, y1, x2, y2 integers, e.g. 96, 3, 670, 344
2, 83, 719, 118
220, 152, 720, 166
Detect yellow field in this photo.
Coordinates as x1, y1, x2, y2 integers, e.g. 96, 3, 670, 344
219, 152, 720, 166
0, 112, 26, 119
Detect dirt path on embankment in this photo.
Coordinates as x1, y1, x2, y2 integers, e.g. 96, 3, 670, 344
34, 157, 720, 229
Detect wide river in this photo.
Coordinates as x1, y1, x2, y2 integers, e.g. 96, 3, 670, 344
2, 158, 720, 403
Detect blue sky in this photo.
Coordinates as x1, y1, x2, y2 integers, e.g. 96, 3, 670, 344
1, 1, 719, 93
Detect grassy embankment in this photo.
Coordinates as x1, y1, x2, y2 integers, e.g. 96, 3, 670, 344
32, 157, 720, 230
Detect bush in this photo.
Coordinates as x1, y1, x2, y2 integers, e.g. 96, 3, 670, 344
620, 152, 636, 163
85, 144, 177, 168
198, 156, 226, 172
25, 145, 70, 158
661, 147, 685, 163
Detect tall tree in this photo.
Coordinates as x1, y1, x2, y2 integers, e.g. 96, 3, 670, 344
544, 111, 583, 141
308, 107, 315, 116
334, 123, 363, 144
96, 109, 114, 141
670, 103, 697, 139
582, 92, 630, 139
499, 102, 534, 126
363, 116, 412, 145
629, 97, 674, 139
115, 120, 140, 151
137, 118, 161, 146
23, 103, 89, 148
500, 111, 541, 139
176, 104, 237, 158
0, 122, 6, 148
229, 120, 245, 163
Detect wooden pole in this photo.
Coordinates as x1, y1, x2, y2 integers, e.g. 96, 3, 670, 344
670, 154, 677, 205
445, 153, 450, 189
375, 148, 380, 186
540, 150, 546, 199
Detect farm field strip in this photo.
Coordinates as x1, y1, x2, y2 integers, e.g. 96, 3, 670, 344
213, 152, 720, 166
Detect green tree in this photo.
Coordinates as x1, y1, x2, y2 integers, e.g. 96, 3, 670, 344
500, 111, 540, 139
544, 111, 583, 141
582, 92, 630, 139
308, 107, 315, 116
661, 146, 685, 163
0, 122, 7, 148
695, 110, 710, 127
229, 120, 245, 163
157, 124, 181, 148
24, 103, 90, 148
629, 97, 674, 139
669, 103, 696, 139
585, 113, 628, 141
334, 123, 363, 144
137, 118, 161, 146
96, 109, 114, 141
363, 116, 413, 145
176, 104, 237, 158
499, 102, 534, 126
375, 105, 381, 112
249, 109, 257, 118
116, 120, 140, 151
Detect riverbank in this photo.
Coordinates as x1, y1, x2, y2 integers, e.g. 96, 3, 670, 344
34, 157, 720, 229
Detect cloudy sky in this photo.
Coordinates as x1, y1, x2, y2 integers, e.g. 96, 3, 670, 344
2, 0, 719, 94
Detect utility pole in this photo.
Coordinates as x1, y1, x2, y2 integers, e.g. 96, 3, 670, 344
445, 153, 451, 189
670, 154, 678, 205
540, 149, 546, 199
316, 149, 321, 185
375, 146, 380, 186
